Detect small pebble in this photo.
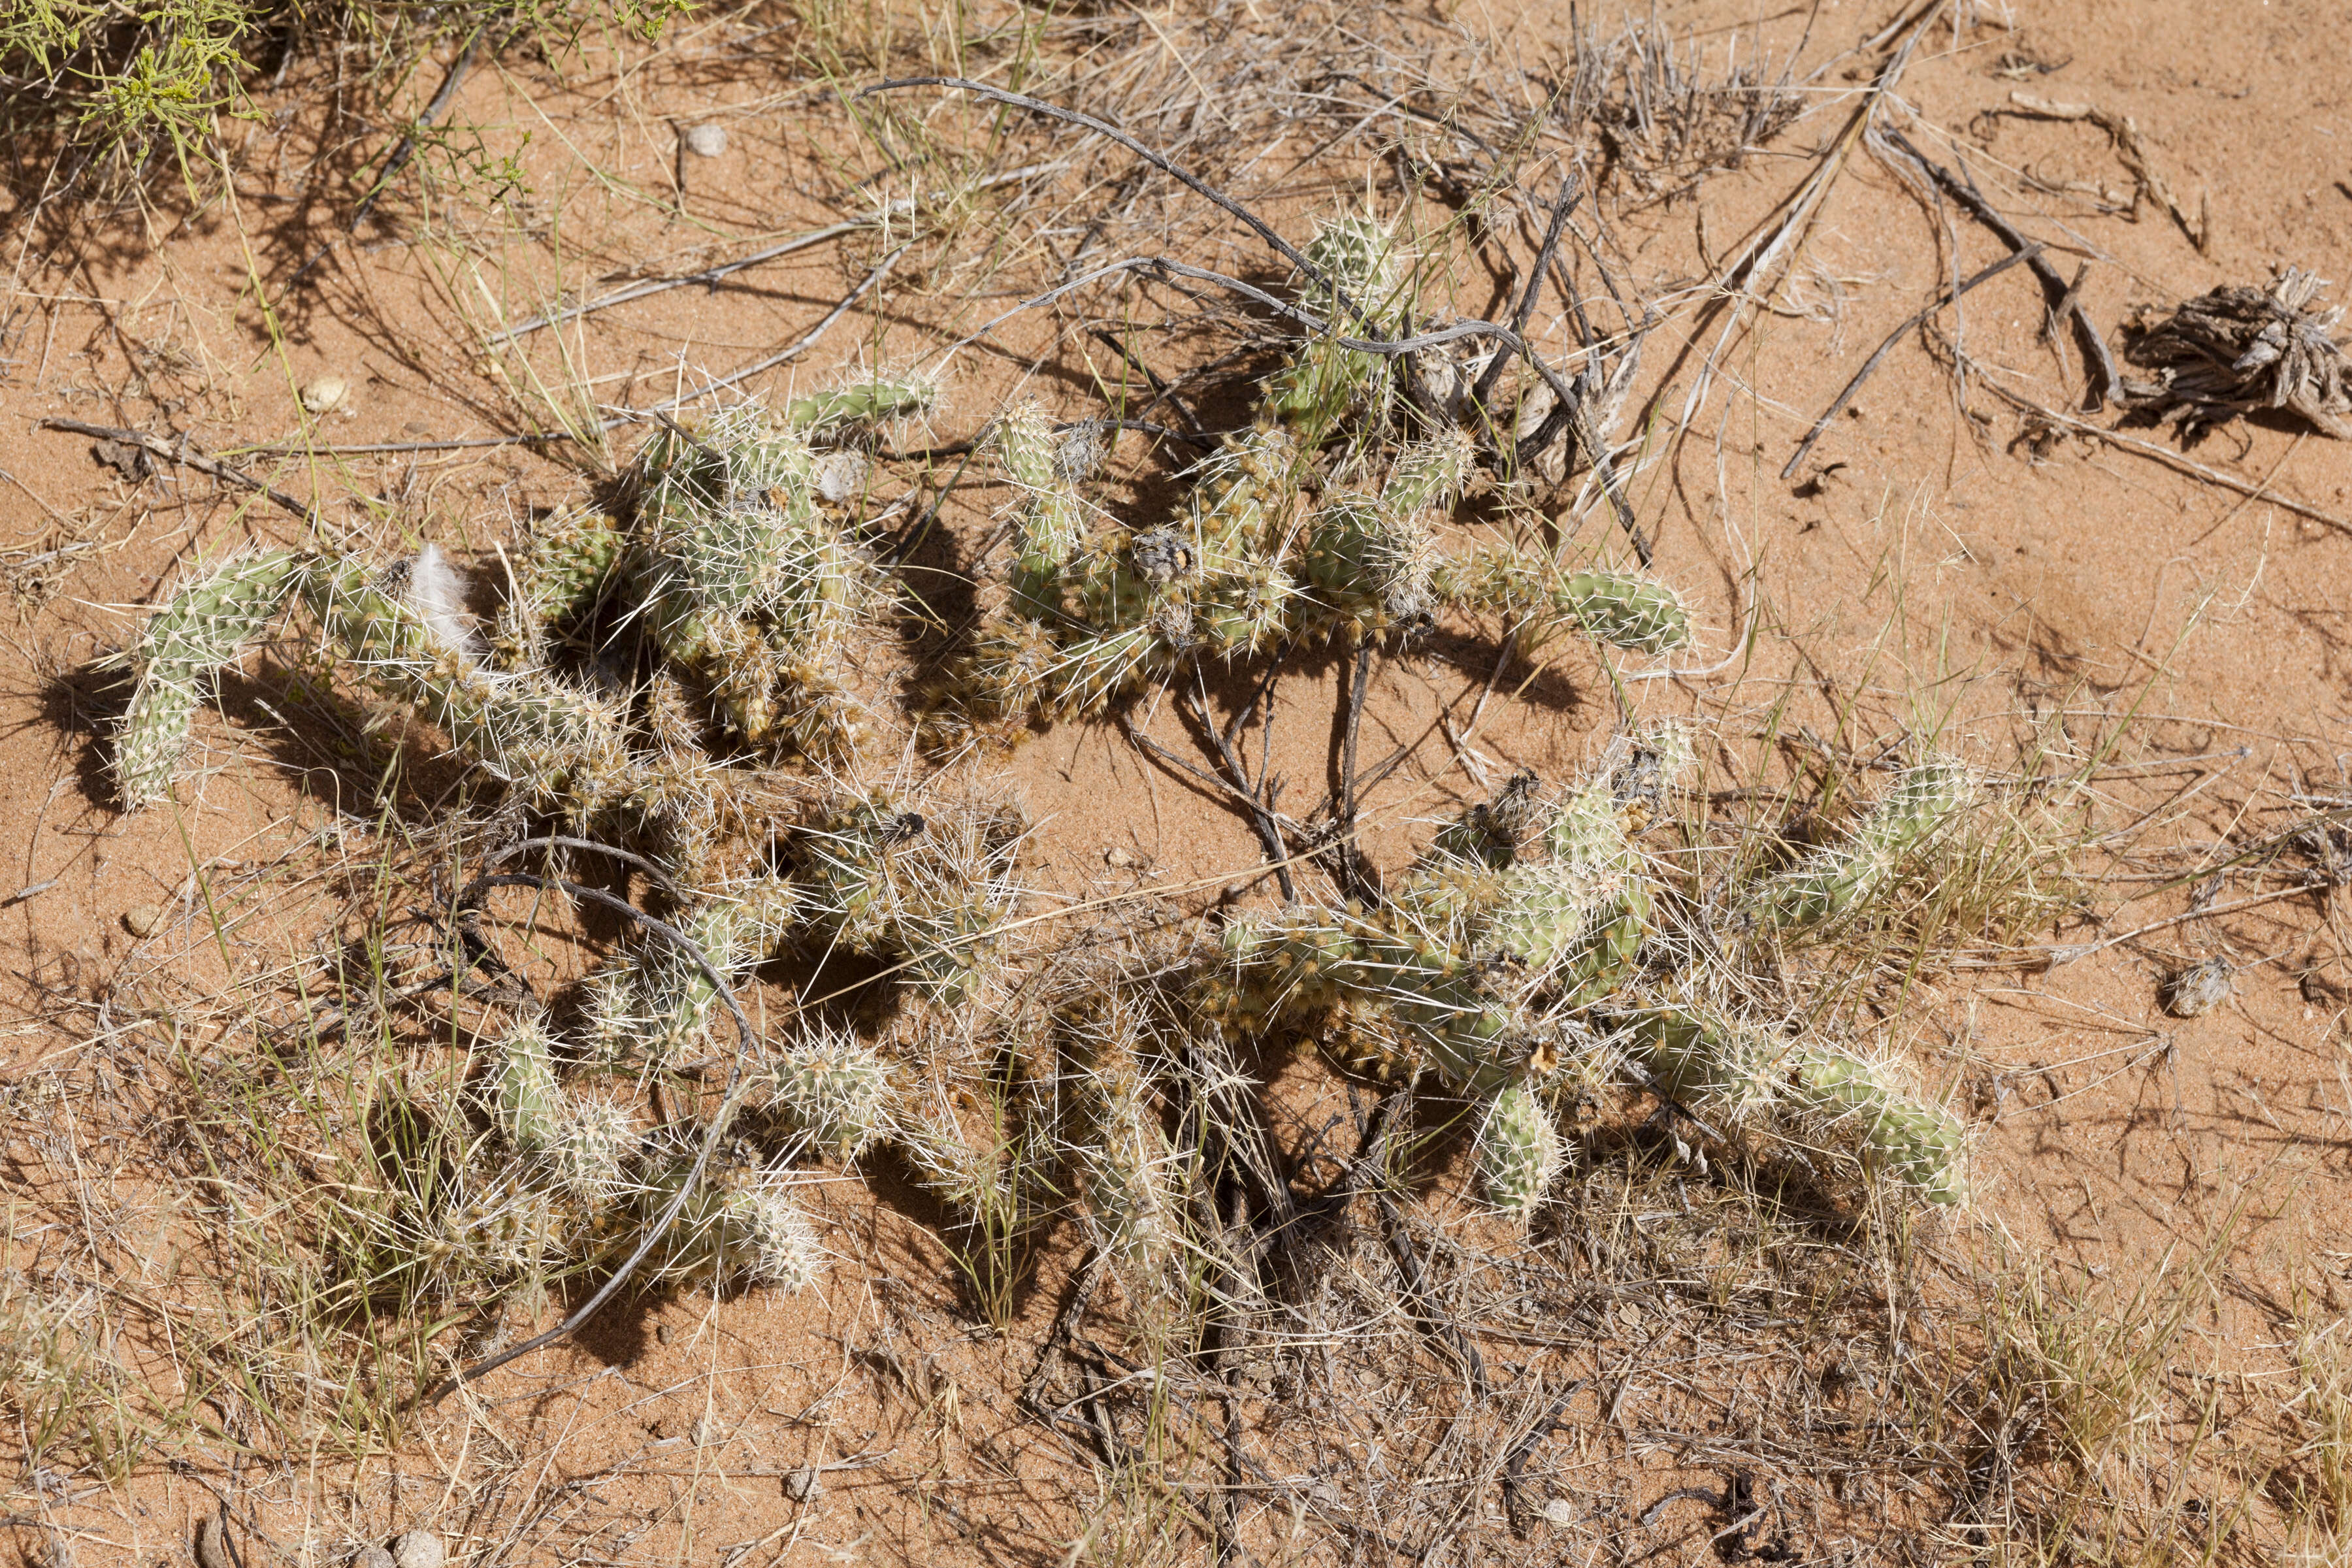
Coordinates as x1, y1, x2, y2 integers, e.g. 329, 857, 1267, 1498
681, 123, 728, 158
350, 1547, 396, 1568
299, 374, 351, 414
123, 903, 163, 938
2163, 956, 2232, 1018
389, 1531, 443, 1568
1103, 845, 1138, 869
781, 1467, 822, 1503
813, 449, 869, 504
1541, 1497, 1577, 1527
655, 1322, 673, 1345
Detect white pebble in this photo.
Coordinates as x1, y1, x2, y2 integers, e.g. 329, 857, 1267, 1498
300, 374, 351, 414
681, 123, 728, 158
2163, 957, 2232, 1018
813, 449, 869, 504
389, 1531, 443, 1568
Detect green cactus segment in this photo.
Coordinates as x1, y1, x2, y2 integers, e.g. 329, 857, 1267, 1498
1187, 425, 1303, 659
1380, 428, 1478, 517
491, 1017, 568, 1155
792, 796, 1024, 1004
1217, 911, 1520, 1094
991, 401, 1086, 620
113, 548, 306, 809
491, 506, 623, 667
1446, 549, 1691, 655
625, 404, 883, 757
1075, 1064, 1174, 1264
755, 1024, 898, 1162
1060, 996, 1177, 1266
639, 898, 759, 1064
1288, 424, 1471, 641
1742, 760, 1975, 931
303, 553, 636, 809
1784, 1045, 1968, 1205
476, 1018, 638, 1225
1614, 1002, 1967, 1204
1397, 778, 1650, 1008
1300, 492, 1437, 640
783, 371, 937, 436
1616, 1002, 1789, 1125
627, 1157, 826, 1290
1262, 214, 1403, 444
1473, 1083, 1562, 1222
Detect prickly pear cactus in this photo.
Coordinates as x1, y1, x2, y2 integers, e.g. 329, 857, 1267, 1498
112, 548, 304, 809
1473, 1081, 1563, 1224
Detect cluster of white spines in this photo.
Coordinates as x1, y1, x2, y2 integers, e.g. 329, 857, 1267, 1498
755, 1021, 899, 1162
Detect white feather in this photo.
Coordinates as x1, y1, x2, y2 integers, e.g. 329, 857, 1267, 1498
408, 544, 478, 662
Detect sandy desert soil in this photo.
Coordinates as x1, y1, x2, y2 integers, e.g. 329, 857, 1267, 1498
7, 1, 2352, 1563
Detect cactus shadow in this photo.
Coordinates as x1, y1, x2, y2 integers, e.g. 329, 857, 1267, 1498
34, 653, 133, 809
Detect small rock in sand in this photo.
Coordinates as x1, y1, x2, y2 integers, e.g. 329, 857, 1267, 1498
681, 123, 728, 158
389, 1531, 443, 1568
300, 374, 351, 414
123, 903, 163, 938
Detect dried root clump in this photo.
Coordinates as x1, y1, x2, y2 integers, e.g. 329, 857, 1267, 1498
2161, 956, 2233, 1019
2123, 267, 2351, 438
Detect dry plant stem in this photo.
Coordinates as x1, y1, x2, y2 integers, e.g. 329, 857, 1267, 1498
1783, 244, 2045, 479
1501, 1378, 1590, 1533
289, 27, 487, 287
2032, 882, 2319, 968
39, 419, 313, 519
1116, 709, 1301, 901
1173, 690, 1299, 902
859, 79, 1347, 306
1961, 357, 2352, 536
495, 158, 1069, 342
423, 872, 759, 1403
1470, 172, 1580, 410
491, 221, 866, 342
1662, 0, 1949, 468
1088, 325, 1207, 436
634, 248, 906, 415
1883, 129, 2125, 408
2002, 91, 2208, 253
